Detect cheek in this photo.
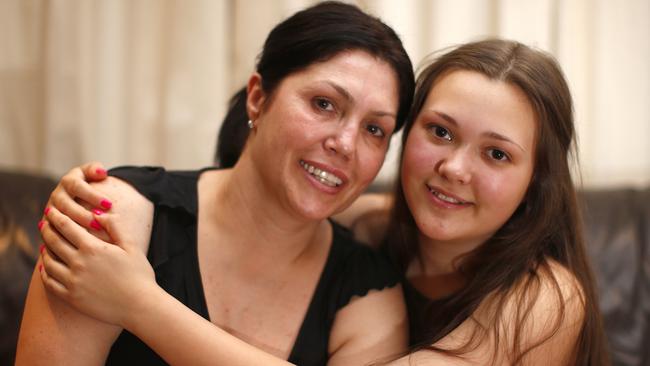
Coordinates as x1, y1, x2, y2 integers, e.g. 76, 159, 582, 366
480, 169, 531, 211
356, 146, 388, 184
402, 134, 436, 181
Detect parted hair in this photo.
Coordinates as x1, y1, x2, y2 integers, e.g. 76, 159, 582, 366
384, 39, 609, 365
215, 1, 414, 167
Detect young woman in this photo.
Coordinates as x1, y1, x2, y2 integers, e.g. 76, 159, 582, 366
15, 2, 415, 365
27, 39, 608, 365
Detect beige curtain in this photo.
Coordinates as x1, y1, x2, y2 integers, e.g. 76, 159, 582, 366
1, 0, 648, 187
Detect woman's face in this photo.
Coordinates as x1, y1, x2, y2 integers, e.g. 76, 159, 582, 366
401, 70, 536, 251
248, 50, 399, 220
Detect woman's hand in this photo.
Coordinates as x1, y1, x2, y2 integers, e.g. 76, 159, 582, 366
45, 161, 113, 242
38, 205, 156, 329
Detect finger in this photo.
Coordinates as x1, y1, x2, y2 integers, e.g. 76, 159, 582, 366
81, 161, 109, 181
93, 213, 129, 250
60, 165, 113, 211
39, 257, 71, 300
40, 216, 78, 264
41, 247, 73, 285
45, 206, 104, 252
48, 187, 103, 233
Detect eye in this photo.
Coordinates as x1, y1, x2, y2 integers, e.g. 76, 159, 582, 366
487, 148, 510, 162
366, 124, 385, 138
313, 97, 334, 112
429, 125, 452, 141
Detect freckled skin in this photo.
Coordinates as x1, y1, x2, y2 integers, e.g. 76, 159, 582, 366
248, 50, 400, 221
402, 70, 537, 253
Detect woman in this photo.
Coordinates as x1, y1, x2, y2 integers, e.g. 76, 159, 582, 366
30, 40, 608, 365
16, 2, 415, 365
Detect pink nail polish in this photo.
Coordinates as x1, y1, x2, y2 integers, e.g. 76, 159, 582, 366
44, 207, 51, 215
39, 244, 45, 254
90, 219, 102, 230
100, 199, 112, 210
96, 168, 107, 175
38, 264, 43, 273
38, 220, 44, 230
92, 208, 104, 216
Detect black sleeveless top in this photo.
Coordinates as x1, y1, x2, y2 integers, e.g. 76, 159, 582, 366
104, 166, 399, 366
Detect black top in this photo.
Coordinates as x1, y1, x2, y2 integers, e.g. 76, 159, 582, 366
402, 280, 468, 347
104, 166, 399, 366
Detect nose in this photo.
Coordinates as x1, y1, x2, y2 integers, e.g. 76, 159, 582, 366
437, 147, 472, 184
324, 121, 357, 159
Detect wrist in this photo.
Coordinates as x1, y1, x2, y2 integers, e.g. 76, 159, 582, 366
121, 282, 167, 332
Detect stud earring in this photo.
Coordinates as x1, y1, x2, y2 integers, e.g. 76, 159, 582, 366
247, 120, 254, 129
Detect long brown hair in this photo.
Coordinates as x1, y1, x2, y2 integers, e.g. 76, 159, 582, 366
384, 39, 608, 365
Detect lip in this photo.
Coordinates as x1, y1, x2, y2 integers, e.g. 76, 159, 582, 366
300, 159, 349, 193
425, 184, 472, 209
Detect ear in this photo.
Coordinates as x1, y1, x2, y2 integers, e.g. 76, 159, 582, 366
246, 73, 266, 122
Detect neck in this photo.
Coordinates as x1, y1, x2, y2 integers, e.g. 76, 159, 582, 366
199, 158, 328, 264
407, 233, 483, 299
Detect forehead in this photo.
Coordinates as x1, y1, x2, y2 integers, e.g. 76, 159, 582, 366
423, 70, 537, 146
284, 50, 400, 104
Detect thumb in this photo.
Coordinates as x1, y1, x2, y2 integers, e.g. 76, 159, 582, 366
93, 213, 133, 252
82, 161, 109, 182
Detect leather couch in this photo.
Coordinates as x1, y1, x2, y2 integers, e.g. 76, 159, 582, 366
1, 169, 648, 365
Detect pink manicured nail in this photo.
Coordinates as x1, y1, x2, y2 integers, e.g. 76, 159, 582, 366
92, 208, 104, 216
38, 264, 43, 273
100, 199, 112, 210
44, 207, 51, 215
96, 168, 107, 175
39, 244, 45, 254
90, 219, 102, 230
38, 220, 44, 230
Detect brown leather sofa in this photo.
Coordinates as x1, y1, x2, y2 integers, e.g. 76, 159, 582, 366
1, 169, 648, 365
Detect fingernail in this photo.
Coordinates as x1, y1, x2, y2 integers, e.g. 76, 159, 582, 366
38, 220, 45, 230
38, 264, 43, 273
96, 168, 107, 175
44, 207, 51, 215
90, 219, 102, 230
39, 244, 45, 254
100, 199, 112, 210
92, 208, 104, 216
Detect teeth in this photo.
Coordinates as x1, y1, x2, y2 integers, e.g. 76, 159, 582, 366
429, 187, 462, 204
300, 160, 343, 187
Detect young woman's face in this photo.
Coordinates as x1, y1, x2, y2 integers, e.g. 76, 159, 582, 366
401, 70, 536, 251
248, 50, 399, 220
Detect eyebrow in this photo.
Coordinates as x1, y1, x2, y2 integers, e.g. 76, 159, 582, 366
432, 111, 526, 152
325, 81, 396, 119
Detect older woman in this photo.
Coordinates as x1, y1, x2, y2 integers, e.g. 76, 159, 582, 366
16, 2, 414, 365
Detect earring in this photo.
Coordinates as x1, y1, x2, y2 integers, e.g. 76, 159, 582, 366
247, 120, 254, 129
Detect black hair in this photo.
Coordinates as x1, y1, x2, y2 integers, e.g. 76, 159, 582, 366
215, 1, 414, 167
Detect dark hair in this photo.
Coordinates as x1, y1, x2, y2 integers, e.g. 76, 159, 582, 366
384, 39, 608, 365
215, 1, 414, 167
214, 87, 248, 167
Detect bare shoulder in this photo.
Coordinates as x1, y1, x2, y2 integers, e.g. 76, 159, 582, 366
332, 193, 393, 247
328, 285, 408, 365
16, 267, 121, 365
90, 176, 154, 254
398, 260, 586, 365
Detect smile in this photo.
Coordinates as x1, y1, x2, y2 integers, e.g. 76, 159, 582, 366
300, 160, 343, 187
427, 185, 468, 205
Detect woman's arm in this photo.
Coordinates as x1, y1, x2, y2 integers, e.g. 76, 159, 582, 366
332, 193, 392, 247
327, 285, 408, 365
38, 205, 294, 365
14, 165, 134, 366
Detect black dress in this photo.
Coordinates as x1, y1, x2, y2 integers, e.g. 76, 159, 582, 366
104, 166, 399, 366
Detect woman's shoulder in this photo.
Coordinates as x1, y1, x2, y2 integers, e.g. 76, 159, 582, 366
332, 192, 393, 247
472, 259, 585, 364
406, 259, 586, 365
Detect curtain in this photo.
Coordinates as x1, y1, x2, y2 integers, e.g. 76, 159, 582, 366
1, 0, 648, 187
